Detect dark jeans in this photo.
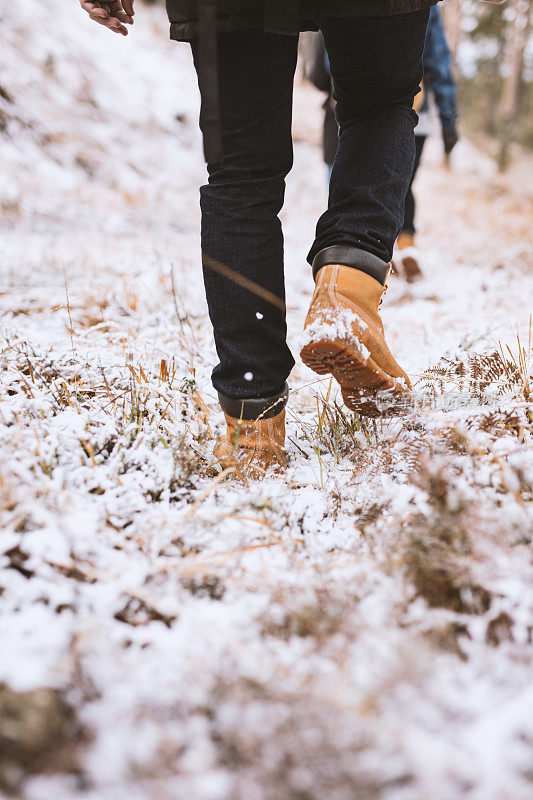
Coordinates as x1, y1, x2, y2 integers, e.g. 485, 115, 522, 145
191, 11, 429, 399
403, 134, 427, 236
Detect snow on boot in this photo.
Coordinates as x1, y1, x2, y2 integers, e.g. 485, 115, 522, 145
300, 263, 411, 417
214, 388, 288, 479
396, 232, 423, 283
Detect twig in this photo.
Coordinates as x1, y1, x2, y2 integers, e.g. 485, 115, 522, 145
64, 266, 75, 363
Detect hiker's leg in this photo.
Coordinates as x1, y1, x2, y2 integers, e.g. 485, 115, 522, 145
309, 10, 430, 266
402, 134, 427, 236
190, 30, 297, 400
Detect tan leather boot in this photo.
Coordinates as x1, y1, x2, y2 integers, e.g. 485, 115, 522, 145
214, 386, 288, 478
214, 411, 286, 478
396, 232, 423, 283
300, 263, 411, 416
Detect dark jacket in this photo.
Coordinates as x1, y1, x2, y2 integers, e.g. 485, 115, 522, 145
421, 5, 457, 132
166, 0, 440, 42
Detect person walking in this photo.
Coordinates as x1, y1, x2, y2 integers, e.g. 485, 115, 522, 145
309, 5, 458, 283
78, 0, 502, 478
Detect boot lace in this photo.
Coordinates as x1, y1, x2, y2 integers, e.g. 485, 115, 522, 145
379, 264, 392, 308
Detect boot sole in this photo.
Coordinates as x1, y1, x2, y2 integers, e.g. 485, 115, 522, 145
300, 339, 407, 418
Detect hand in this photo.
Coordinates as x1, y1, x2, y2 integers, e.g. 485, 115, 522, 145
443, 127, 459, 156
79, 1, 135, 36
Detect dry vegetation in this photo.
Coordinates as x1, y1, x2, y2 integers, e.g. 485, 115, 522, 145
1, 291, 531, 798
1, 2, 532, 798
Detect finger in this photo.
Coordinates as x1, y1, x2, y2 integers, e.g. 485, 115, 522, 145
89, 13, 126, 34
113, 11, 134, 23
101, 15, 124, 28
82, 2, 106, 12
82, 2, 129, 34
106, 3, 133, 24
108, 0, 133, 15
83, 3, 109, 19
106, 18, 129, 35
89, 11, 110, 23
108, 0, 127, 15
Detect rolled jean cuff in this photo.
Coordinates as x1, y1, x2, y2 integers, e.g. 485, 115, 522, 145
218, 383, 289, 420
311, 246, 390, 285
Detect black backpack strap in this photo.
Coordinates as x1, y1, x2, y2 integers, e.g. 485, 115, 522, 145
264, 0, 300, 35
198, 0, 223, 166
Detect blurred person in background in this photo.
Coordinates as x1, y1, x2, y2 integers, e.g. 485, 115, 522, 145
79, 0, 503, 478
308, 38, 337, 182
395, 4, 458, 281
310, 4, 458, 283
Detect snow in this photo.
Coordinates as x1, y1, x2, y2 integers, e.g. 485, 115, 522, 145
1, 2, 532, 799
299, 306, 371, 361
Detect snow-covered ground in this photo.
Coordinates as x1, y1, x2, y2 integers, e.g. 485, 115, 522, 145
1, 2, 532, 798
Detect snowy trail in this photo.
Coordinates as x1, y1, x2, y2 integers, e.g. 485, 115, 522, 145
1, 3, 532, 799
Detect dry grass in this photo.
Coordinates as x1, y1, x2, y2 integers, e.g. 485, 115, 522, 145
402, 462, 492, 615
1, 298, 531, 798
0, 685, 86, 795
